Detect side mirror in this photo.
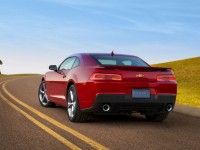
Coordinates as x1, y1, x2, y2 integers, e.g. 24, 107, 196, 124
49, 65, 57, 71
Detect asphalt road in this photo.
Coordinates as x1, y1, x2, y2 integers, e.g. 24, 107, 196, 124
0, 76, 200, 150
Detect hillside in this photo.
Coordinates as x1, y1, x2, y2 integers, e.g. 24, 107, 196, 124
0, 74, 40, 78
153, 57, 200, 106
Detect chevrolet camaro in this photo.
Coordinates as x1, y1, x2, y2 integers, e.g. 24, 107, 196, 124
38, 53, 177, 122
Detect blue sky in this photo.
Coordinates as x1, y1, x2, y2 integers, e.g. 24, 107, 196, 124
0, 0, 200, 74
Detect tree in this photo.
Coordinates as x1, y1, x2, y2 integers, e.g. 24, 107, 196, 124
0, 60, 2, 74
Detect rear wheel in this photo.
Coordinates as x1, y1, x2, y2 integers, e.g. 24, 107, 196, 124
145, 111, 169, 122
38, 81, 55, 107
67, 84, 89, 122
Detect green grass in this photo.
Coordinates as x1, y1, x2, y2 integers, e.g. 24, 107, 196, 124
152, 57, 200, 107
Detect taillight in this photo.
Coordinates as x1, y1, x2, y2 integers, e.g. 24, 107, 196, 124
90, 73, 122, 81
157, 75, 176, 81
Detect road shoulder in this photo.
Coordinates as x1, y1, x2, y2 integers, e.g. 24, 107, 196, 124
174, 104, 200, 117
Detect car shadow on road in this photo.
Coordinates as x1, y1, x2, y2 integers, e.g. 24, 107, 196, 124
49, 106, 174, 127
83, 113, 177, 130
87, 113, 150, 123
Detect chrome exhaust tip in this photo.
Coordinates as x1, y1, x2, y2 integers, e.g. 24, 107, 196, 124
102, 104, 110, 112
166, 104, 173, 112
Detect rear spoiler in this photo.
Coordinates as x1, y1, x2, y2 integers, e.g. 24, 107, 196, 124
95, 65, 171, 72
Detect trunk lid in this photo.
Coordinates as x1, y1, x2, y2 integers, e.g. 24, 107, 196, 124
97, 65, 172, 82
99, 65, 171, 72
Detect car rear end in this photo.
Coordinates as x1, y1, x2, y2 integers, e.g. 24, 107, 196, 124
79, 53, 177, 121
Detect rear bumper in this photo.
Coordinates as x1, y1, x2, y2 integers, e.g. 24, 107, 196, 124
82, 94, 176, 113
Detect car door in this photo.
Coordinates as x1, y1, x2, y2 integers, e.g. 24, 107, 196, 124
47, 57, 76, 106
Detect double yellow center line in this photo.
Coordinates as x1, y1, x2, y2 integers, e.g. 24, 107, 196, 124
0, 78, 109, 150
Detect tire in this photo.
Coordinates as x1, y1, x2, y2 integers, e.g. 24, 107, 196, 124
38, 81, 55, 107
145, 111, 169, 122
67, 84, 89, 122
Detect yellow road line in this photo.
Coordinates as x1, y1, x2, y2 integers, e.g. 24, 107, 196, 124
0, 93, 81, 150
2, 79, 109, 150
0, 81, 6, 85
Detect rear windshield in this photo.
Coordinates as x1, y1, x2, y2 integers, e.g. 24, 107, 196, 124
91, 55, 149, 67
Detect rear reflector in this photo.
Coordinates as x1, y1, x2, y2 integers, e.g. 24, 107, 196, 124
157, 75, 176, 81
90, 73, 122, 81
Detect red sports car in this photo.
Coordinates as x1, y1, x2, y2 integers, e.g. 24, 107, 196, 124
38, 53, 177, 122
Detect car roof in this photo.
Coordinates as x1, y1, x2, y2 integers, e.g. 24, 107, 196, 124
72, 53, 137, 57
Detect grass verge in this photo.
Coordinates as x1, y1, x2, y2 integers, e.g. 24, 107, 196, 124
0, 74, 40, 78
153, 57, 200, 107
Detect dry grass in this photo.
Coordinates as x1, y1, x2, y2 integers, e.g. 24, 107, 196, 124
153, 57, 200, 107
0, 74, 40, 78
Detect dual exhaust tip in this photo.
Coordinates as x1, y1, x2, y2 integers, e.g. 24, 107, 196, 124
102, 104, 111, 112
102, 104, 173, 112
166, 104, 173, 112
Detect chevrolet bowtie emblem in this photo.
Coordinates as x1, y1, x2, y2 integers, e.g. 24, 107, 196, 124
136, 74, 144, 78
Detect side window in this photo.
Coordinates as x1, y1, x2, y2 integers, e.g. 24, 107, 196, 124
59, 57, 76, 70
72, 58, 80, 68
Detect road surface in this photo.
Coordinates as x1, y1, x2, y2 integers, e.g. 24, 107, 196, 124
0, 76, 200, 150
